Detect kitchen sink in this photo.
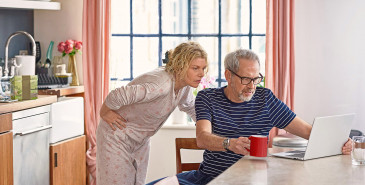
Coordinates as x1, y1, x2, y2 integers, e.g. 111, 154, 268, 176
50, 97, 84, 144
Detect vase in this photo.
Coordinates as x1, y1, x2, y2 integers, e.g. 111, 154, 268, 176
68, 55, 79, 86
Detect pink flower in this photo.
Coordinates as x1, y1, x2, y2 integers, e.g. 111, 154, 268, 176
57, 42, 66, 52
192, 76, 216, 96
65, 39, 75, 46
75, 41, 82, 50
200, 76, 215, 89
58, 39, 83, 57
208, 77, 215, 84
64, 44, 74, 54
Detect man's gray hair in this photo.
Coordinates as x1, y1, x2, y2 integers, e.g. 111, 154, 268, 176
224, 49, 260, 72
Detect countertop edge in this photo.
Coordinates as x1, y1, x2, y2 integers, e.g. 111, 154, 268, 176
0, 95, 57, 114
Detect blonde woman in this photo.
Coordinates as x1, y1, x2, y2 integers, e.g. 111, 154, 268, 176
96, 41, 208, 185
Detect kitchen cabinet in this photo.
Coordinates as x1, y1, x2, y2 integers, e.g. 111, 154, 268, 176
39, 86, 88, 184
0, 132, 13, 185
0, 96, 56, 185
0, 113, 13, 185
50, 135, 86, 185
0, 1, 61, 10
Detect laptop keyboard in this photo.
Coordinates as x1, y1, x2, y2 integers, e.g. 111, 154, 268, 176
288, 153, 305, 158
286, 150, 305, 158
286, 150, 305, 154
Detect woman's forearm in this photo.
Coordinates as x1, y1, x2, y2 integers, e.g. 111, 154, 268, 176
100, 103, 111, 117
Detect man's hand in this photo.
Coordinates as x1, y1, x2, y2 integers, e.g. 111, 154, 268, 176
229, 137, 251, 155
342, 138, 352, 155
100, 104, 127, 131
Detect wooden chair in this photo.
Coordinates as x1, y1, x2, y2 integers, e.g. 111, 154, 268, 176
175, 138, 204, 174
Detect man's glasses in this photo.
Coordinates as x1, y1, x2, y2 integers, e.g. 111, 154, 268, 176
229, 70, 263, 85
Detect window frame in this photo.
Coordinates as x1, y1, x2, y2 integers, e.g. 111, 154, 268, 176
110, 0, 265, 87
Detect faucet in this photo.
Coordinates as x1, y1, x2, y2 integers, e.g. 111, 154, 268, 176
3, 31, 36, 78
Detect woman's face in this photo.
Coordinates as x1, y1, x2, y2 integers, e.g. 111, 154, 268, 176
184, 57, 207, 88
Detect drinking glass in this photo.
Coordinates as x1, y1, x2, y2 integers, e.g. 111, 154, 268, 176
352, 136, 365, 165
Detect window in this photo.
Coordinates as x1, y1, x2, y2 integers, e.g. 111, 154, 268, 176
110, 0, 266, 90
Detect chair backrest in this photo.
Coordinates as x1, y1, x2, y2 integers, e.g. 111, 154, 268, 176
175, 138, 204, 174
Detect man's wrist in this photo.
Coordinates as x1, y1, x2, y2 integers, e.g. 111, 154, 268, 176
223, 138, 231, 151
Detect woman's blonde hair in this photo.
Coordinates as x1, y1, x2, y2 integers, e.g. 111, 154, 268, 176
165, 41, 208, 79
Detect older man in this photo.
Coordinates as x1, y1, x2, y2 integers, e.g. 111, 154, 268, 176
147, 49, 352, 185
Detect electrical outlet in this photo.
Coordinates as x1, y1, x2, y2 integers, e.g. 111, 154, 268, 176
19, 50, 28, 55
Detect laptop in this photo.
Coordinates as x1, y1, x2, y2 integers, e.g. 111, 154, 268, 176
271, 113, 355, 160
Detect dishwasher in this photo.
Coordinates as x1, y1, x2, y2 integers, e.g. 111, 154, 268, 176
12, 105, 51, 185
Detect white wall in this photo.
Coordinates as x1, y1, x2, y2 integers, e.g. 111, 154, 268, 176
295, 0, 365, 133
34, 0, 83, 84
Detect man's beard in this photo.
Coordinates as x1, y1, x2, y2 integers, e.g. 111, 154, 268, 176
238, 90, 255, 102
230, 79, 255, 102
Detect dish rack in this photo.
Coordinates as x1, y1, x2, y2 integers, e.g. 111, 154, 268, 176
38, 73, 71, 89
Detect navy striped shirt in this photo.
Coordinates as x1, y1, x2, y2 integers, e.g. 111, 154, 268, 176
195, 86, 296, 178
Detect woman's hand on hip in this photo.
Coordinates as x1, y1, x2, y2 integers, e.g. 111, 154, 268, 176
100, 103, 127, 131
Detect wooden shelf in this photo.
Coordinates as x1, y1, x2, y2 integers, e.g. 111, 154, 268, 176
0, 1, 61, 10
38, 86, 84, 97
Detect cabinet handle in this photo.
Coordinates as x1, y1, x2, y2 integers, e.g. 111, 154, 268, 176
14, 125, 52, 136
54, 153, 58, 167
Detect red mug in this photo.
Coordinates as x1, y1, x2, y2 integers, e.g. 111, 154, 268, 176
248, 135, 268, 157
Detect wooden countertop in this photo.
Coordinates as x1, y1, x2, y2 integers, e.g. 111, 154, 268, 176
0, 95, 57, 114
38, 86, 84, 97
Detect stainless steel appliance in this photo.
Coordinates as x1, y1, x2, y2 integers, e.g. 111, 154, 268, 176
12, 105, 52, 185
